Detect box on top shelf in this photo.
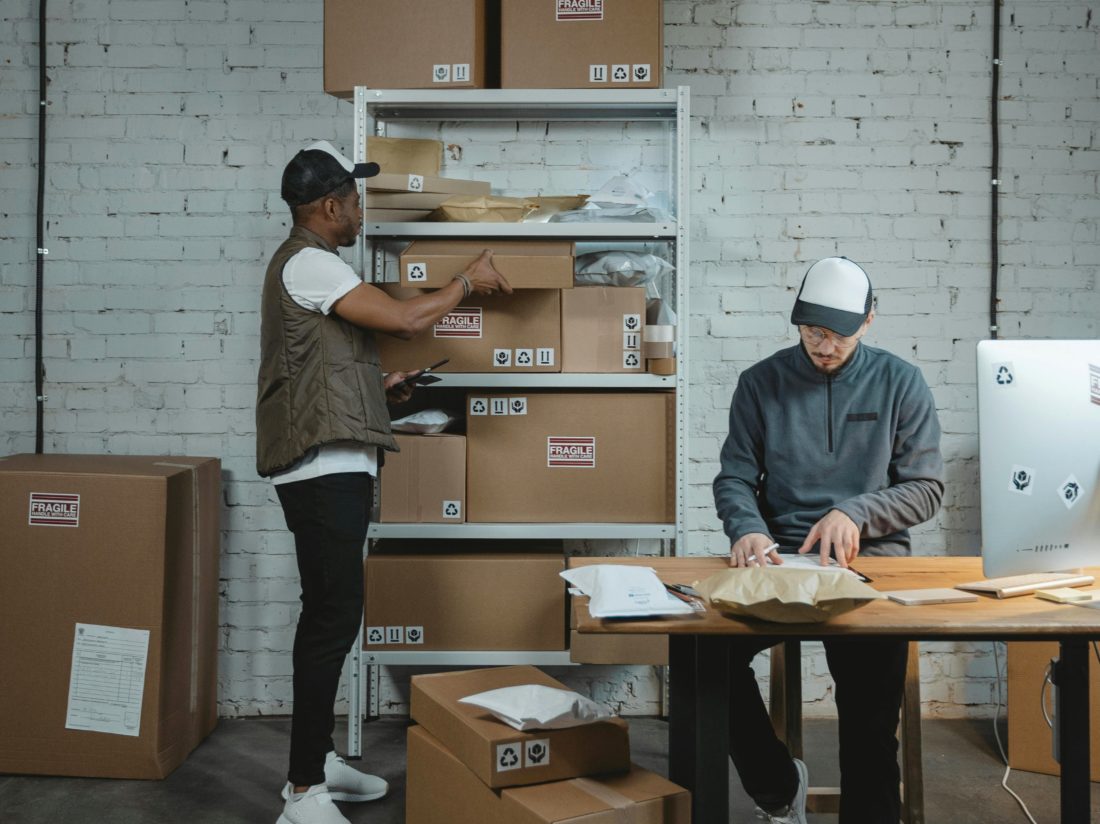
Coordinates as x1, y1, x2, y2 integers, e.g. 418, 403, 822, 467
399, 240, 575, 289
376, 286, 562, 373
0, 454, 220, 779
324, 0, 497, 96
380, 434, 466, 523
501, 0, 663, 89
367, 173, 492, 197
367, 136, 443, 177
410, 665, 630, 789
465, 392, 675, 523
560, 286, 646, 373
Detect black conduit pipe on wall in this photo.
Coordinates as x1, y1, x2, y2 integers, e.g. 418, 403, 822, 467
989, 0, 1001, 340
35, 0, 48, 452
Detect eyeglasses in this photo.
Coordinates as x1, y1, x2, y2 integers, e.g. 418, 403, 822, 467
799, 325, 860, 347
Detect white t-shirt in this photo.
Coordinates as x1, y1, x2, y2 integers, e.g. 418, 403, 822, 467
270, 247, 379, 485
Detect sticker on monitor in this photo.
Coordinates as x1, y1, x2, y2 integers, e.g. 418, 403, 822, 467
1009, 465, 1035, 495
1059, 476, 1083, 510
992, 362, 1015, 387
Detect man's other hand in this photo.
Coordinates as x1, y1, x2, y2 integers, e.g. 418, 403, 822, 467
465, 250, 514, 295
383, 371, 414, 404
797, 509, 860, 568
729, 533, 782, 568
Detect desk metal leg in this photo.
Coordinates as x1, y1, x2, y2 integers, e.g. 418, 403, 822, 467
1054, 640, 1090, 824
669, 635, 730, 824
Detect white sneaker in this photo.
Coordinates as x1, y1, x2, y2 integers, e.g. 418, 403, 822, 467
281, 751, 389, 803
751, 757, 808, 824
276, 784, 350, 824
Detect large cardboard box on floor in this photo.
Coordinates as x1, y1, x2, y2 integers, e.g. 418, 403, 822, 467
560, 286, 647, 373
324, 0, 496, 96
379, 434, 466, 523
364, 544, 566, 650
1007, 641, 1100, 780
407, 725, 690, 824
0, 454, 220, 779
400, 240, 575, 289
410, 665, 631, 789
501, 0, 663, 89
466, 392, 674, 523
376, 286, 561, 373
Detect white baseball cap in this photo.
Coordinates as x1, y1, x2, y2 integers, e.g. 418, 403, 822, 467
790, 257, 873, 337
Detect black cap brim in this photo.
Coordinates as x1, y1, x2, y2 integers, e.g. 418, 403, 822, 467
790, 300, 866, 337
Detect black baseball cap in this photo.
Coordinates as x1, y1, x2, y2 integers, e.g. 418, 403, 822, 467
281, 140, 380, 207
790, 257, 874, 337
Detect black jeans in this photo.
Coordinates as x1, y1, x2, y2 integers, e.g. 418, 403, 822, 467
728, 637, 909, 823
276, 472, 373, 788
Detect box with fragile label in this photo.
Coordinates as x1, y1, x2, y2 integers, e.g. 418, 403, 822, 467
400, 240, 574, 289
407, 725, 690, 824
410, 665, 630, 789
466, 392, 674, 523
502, 0, 663, 89
364, 544, 566, 650
0, 454, 220, 779
560, 286, 646, 373
324, 0, 495, 96
376, 286, 561, 373
380, 434, 466, 523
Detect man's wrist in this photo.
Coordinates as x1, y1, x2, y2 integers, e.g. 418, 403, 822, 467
452, 273, 471, 298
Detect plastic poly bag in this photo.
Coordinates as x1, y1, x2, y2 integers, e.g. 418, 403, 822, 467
459, 684, 615, 731
574, 251, 675, 287
390, 409, 455, 434
692, 567, 885, 624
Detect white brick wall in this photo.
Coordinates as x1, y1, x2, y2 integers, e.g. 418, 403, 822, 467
1, 1, 1097, 720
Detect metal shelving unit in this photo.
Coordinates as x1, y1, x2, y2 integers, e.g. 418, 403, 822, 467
346, 87, 690, 756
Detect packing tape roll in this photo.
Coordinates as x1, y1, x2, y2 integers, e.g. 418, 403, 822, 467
642, 325, 675, 343
572, 777, 637, 824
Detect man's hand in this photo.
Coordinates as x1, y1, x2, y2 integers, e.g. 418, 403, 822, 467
464, 250, 513, 295
729, 532, 782, 568
797, 509, 860, 568
383, 371, 414, 404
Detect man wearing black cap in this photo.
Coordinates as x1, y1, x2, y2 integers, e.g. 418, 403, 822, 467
257, 140, 511, 824
713, 257, 944, 824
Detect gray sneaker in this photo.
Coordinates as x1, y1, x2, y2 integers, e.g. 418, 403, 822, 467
751, 758, 808, 824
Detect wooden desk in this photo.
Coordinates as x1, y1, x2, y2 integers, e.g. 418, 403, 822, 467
570, 556, 1100, 824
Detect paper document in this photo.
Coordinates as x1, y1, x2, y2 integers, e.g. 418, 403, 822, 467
561, 565, 695, 618
766, 553, 857, 575
65, 623, 150, 737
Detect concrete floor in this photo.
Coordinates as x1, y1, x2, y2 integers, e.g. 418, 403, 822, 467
1, 716, 1096, 823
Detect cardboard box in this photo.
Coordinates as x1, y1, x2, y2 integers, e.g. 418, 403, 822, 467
466, 392, 674, 523
363, 209, 432, 223
367, 136, 442, 176
569, 630, 668, 665
363, 192, 455, 210
324, 0, 496, 96
365, 545, 566, 650
400, 240, 574, 289
376, 286, 561, 373
367, 173, 492, 197
410, 666, 631, 788
407, 725, 690, 824
0, 454, 220, 779
380, 434, 466, 523
560, 286, 646, 373
1007, 641, 1100, 780
501, 0, 663, 89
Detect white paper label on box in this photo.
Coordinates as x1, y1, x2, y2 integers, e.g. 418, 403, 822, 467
623, 351, 642, 369
632, 64, 652, 82
432, 64, 451, 83
28, 492, 80, 527
1059, 475, 1083, 510
557, 0, 603, 20
405, 626, 425, 644
407, 262, 428, 282
452, 63, 470, 82
496, 742, 523, 772
508, 397, 528, 415
624, 332, 640, 350
366, 626, 385, 645
611, 64, 630, 82
548, 436, 596, 468
65, 623, 150, 737
442, 500, 462, 519
491, 398, 509, 416
1009, 464, 1035, 496
536, 347, 556, 366
406, 174, 424, 192
492, 349, 512, 368
470, 397, 489, 415
515, 348, 534, 367
589, 64, 608, 83
386, 626, 405, 644
524, 739, 551, 767
622, 314, 641, 332
435, 307, 482, 338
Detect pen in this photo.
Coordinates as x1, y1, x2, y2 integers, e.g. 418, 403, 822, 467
747, 542, 780, 564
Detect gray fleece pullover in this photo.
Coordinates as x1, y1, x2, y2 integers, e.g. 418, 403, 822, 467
713, 342, 945, 556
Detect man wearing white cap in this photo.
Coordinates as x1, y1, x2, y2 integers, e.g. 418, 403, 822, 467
257, 141, 511, 824
713, 257, 944, 824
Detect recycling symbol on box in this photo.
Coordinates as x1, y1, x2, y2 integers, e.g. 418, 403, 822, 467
470, 398, 488, 415
366, 627, 384, 645
443, 500, 461, 518
407, 263, 427, 282
624, 351, 641, 369
612, 64, 629, 81
516, 349, 533, 366
496, 743, 521, 771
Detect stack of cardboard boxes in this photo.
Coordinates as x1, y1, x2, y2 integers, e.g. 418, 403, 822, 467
406, 666, 689, 824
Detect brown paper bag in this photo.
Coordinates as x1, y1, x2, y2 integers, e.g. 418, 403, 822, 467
693, 568, 885, 623
431, 195, 538, 223
367, 136, 443, 176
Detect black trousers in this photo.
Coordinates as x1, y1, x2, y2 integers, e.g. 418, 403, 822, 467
728, 636, 909, 823
276, 472, 373, 788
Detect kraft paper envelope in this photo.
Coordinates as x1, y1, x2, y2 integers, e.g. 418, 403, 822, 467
693, 568, 885, 624
432, 195, 538, 223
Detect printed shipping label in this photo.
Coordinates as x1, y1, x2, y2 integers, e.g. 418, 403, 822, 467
548, 436, 596, 468
65, 623, 150, 737
434, 307, 482, 338
29, 492, 80, 527
557, 0, 603, 20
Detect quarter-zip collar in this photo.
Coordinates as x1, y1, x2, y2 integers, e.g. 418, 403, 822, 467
795, 339, 867, 382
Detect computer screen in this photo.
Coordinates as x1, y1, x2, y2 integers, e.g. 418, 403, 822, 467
977, 339, 1100, 577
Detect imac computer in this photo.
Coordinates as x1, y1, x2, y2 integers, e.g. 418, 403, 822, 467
976, 339, 1100, 580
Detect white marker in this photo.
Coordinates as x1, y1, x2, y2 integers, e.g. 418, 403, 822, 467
747, 542, 780, 565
